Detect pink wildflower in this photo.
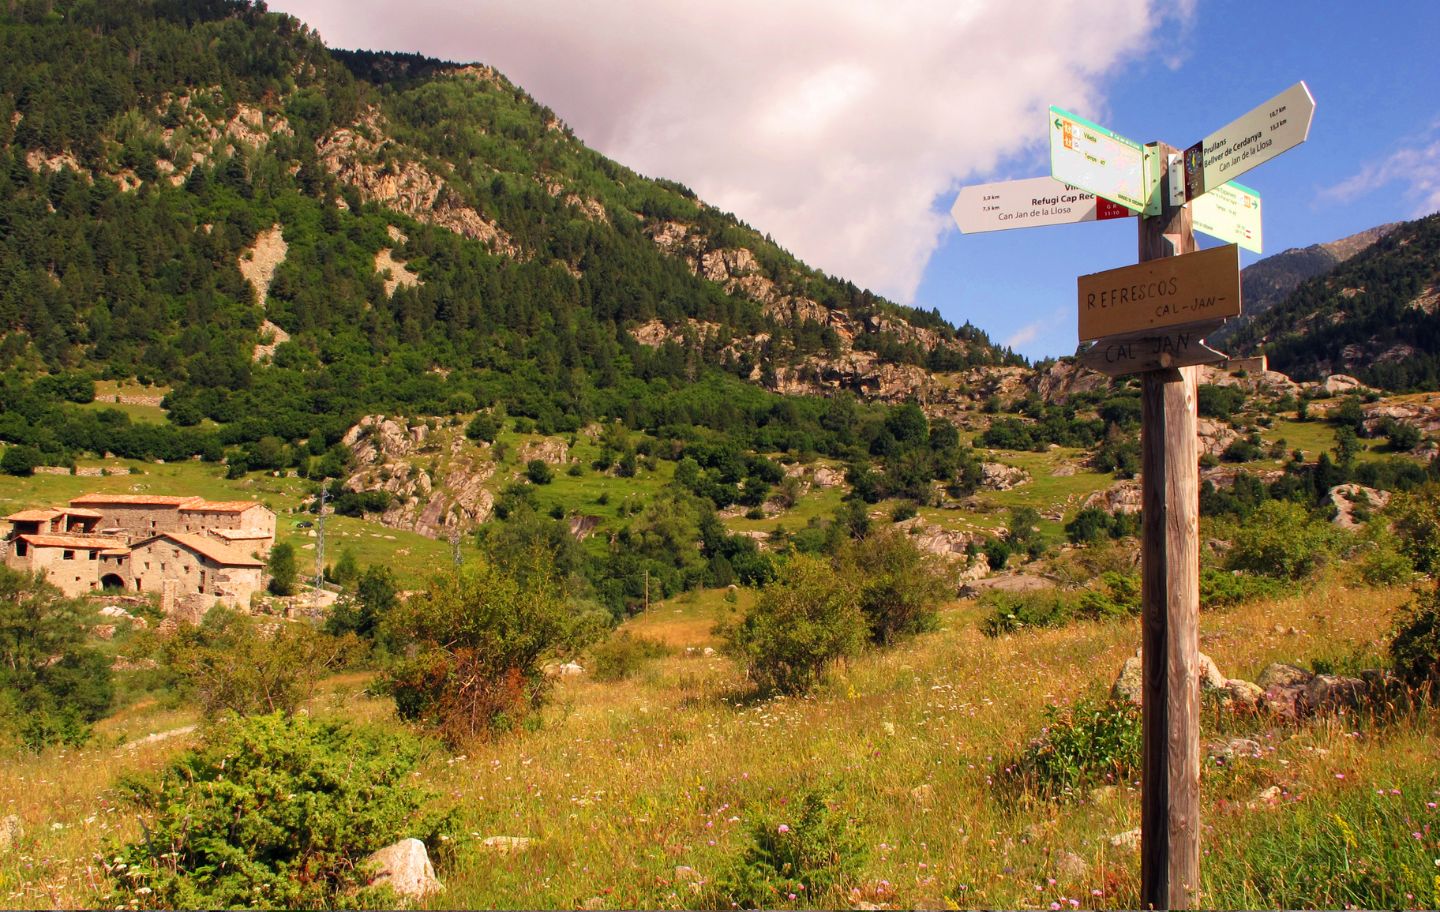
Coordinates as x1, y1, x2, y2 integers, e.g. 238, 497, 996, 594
777, 824, 790, 834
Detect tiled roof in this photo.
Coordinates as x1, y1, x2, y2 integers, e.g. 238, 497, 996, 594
17, 534, 127, 550
212, 528, 273, 540
69, 494, 200, 507
4, 509, 62, 522
64, 508, 104, 519
179, 500, 263, 513
136, 532, 265, 567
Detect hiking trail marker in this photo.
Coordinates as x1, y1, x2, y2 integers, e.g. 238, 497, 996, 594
951, 176, 1133, 234
950, 81, 1314, 910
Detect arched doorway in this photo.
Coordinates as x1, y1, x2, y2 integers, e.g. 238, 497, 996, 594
100, 573, 127, 591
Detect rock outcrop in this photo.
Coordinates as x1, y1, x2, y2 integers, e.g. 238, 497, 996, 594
342, 416, 495, 538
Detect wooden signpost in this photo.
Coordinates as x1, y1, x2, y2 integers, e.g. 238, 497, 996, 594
953, 81, 1314, 910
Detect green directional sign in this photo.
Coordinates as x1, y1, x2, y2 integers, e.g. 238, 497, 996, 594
1049, 106, 1147, 212
1191, 181, 1262, 253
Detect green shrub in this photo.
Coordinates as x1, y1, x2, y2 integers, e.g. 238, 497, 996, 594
1076, 571, 1140, 619
1355, 529, 1415, 587
163, 610, 358, 720
998, 697, 1141, 798
525, 458, 554, 485
1389, 584, 1440, 693
721, 555, 867, 695
0, 444, 41, 476
267, 541, 298, 596
465, 412, 498, 443
1226, 500, 1343, 580
711, 787, 867, 909
1199, 567, 1284, 608
384, 558, 593, 745
588, 631, 671, 682
0, 567, 113, 750
1385, 484, 1440, 574
979, 589, 1079, 636
840, 530, 950, 646
112, 713, 446, 910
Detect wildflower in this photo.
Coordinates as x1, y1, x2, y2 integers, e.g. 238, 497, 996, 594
1049, 903, 1061, 910
777, 824, 790, 834
1335, 773, 1345, 779
1092, 889, 1104, 896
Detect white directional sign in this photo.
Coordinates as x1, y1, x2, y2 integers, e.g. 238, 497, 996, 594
1049, 107, 1147, 212
951, 176, 1135, 234
1191, 181, 1262, 253
1183, 81, 1314, 200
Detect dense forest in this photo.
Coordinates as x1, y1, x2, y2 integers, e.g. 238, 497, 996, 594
1232, 213, 1440, 389
0, 0, 1021, 470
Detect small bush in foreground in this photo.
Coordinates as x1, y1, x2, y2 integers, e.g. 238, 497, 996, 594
997, 697, 1141, 799
711, 787, 867, 909
721, 554, 866, 695
112, 713, 444, 910
589, 631, 671, 682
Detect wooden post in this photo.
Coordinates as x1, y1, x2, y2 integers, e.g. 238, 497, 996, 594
1138, 142, 1201, 910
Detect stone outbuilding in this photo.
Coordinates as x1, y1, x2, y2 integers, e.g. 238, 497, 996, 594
128, 532, 266, 610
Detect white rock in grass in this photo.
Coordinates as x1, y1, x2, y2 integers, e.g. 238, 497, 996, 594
364, 838, 442, 899
480, 835, 534, 854
1109, 828, 1142, 851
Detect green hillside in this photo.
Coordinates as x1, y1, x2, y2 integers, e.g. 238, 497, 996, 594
0, 0, 1017, 475
1231, 213, 1440, 389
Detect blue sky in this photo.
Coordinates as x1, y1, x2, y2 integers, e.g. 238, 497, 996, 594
277, 0, 1439, 361
916, 0, 1440, 358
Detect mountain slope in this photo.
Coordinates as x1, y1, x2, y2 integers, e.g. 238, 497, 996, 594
0, 0, 1017, 457
1228, 213, 1440, 388
1211, 222, 1398, 347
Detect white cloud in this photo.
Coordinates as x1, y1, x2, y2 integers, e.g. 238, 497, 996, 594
1323, 120, 1440, 217
272, 0, 1185, 303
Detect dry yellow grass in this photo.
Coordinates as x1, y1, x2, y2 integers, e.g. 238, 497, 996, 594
0, 578, 1431, 909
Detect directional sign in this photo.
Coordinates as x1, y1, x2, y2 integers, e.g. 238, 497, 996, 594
1078, 320, 1228, 377
951, 176, 1135, 234
1077, 243, 1241, 341
1183, 81, 1314, 200
1191, 181, 1262, 253
1049, 107, 1147, 212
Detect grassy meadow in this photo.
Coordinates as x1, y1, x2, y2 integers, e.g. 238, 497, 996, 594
2, 577, 1434, 910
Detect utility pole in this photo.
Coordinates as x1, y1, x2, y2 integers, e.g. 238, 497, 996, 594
314, 486, 329, 594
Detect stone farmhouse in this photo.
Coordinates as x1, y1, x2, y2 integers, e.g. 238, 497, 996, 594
3, 494, 276, 612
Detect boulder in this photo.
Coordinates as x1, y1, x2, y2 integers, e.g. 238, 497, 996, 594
1110, 651, 1229, 706
1206, 737, 1263, 762
980, 462, 1030, 491
1257, 663, 1312, 690
1305, 674, 1367, 714
364, 838, 442, 899
1111, 656, 1144, 705
1222, 678, 1266, 711
1323, 374, 1366, 395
